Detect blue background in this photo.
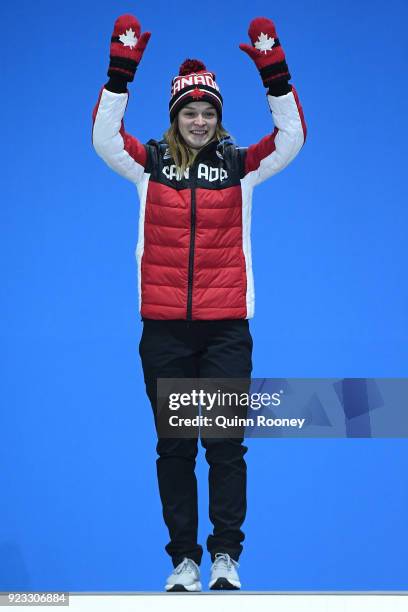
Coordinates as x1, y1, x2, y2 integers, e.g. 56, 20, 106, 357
1, 0, 407, 592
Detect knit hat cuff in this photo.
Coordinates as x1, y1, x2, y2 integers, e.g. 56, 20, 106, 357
169, 85, 223, 122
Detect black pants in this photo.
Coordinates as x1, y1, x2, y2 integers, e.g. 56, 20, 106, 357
139, 319, 253, 567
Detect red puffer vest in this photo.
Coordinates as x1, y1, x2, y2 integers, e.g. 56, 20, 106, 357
138, 138, 248, 320
92, 86, 307, 320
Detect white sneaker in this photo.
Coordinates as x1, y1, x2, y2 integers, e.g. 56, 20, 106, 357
209, 553, 241, 590
165, 558, 202, 592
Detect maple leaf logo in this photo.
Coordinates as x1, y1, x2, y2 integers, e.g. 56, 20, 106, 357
119, 28, 138, 49
254, 32, 275, 54
191, 87, 205, 100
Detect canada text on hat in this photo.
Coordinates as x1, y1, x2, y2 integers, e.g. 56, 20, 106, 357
171, 73, 220, 96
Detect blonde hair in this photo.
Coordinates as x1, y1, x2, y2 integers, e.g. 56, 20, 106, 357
163, 117, 229, 177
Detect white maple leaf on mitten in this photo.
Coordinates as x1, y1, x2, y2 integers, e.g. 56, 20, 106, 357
119, 28, 138, 48
254, 32, 275, 53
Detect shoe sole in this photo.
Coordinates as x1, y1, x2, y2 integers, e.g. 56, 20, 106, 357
165, 582, 202, 592
209, 577, 240, 590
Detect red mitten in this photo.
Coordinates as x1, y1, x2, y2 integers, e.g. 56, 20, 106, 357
108, 14, 151, 82
239, 17, 290, 87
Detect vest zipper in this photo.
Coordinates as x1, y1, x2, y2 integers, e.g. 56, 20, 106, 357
186, 173, 197, 320
185, 139, 220, 321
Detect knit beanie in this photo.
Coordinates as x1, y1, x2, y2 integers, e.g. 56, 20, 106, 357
169, 59, 223, 123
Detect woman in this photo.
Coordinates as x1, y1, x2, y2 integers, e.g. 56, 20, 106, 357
92, 14, 306, 592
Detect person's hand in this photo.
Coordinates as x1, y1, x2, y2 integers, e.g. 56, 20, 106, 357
239, 17, 290, 87
107, 14, 151, 82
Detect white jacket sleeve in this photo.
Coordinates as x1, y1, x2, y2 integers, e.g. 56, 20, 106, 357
92, 86, 147, 185
243, 85, 307, 187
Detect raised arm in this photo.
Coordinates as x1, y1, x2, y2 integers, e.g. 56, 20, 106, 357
92, 14, 151, 185
239, 17, 307, 187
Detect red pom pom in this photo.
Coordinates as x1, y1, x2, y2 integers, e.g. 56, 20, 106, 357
179, 59, 206, 76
